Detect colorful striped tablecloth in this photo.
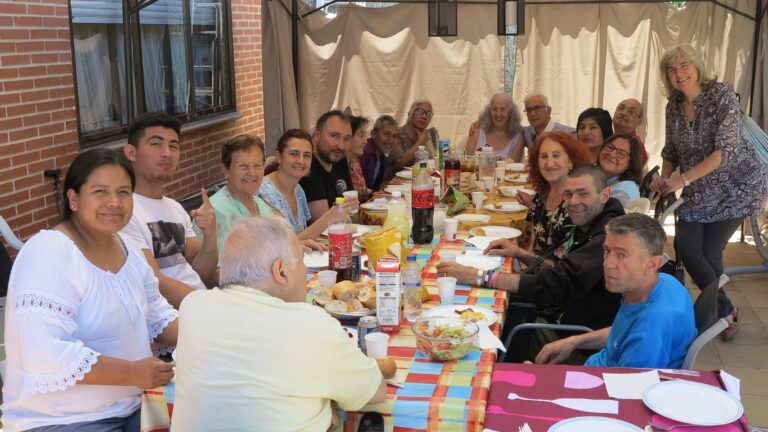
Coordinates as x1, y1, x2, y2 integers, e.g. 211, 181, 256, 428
141, 236, 511, 432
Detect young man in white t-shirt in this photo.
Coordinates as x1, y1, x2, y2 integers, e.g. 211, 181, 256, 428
121, 113, 218, 308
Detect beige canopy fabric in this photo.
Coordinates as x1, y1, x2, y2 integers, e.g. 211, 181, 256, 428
262, 0, 766, 168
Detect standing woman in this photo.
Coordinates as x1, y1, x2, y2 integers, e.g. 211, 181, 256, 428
465, 92, 525, 161
2, 149, 178, 431
651, 44, 768, 340
260, 129, 356, 241
347, 115, 372, 201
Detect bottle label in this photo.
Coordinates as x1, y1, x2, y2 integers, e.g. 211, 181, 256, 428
412, 188, 434, 209
329, 231, 352, 269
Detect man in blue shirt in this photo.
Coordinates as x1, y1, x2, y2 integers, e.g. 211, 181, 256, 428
535, 213, 697, 369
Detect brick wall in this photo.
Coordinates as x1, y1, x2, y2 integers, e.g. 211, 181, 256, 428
0, 0, 265, 255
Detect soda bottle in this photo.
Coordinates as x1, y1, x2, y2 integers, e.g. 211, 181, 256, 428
438, 139, 450, 170
444, 145, 461, 189
402, 255, 422, 322
412, 145, 429, 178
382, 191, 411, 267
328, 197, 353, 282
411, 162, 434, 244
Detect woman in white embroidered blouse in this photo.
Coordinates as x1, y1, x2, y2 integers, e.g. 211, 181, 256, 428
1, 149, 179, 432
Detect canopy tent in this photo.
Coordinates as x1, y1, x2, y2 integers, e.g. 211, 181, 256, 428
262, 0, 767, 168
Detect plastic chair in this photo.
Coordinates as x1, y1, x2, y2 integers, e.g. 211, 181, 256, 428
625, 198, 650, 214
498, 321, 593, 363
725, 214, 768, 277
681, 277, 730, 370
0, 215, 23, 251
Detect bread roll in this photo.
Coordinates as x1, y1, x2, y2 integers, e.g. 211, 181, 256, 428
376, 357, 397, 379
332, 280, 358, 301
357, 284, 377, 310
345, 299, 365, 311
325, 300, 349, 314
313, 287, 334, 306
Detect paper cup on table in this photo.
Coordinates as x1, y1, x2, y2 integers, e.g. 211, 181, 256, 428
364, 332, 390, 359
496, 160, 506, 168
443, 218, 458, 241
482, 176, 495, 193
438, 251, 456, 263
318, 270, 337, 288
471, 192, 486, 210
437, 276, 457, 305
495, 167, 505, 184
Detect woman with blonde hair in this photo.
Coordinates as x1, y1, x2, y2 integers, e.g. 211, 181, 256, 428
465, 92, 525, 161
650, 44, 768, 340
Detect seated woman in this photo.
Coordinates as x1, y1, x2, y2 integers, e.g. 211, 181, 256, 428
347, 115, 372, 201
260, 129, 356, 240
597, 133, 643, 207
487, 131, 592, 266
465, 92, 525, 161
576, 107, 613, 163
1, 149, 178, 432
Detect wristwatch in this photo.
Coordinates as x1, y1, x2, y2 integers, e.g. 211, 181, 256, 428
681, 172, 691, 187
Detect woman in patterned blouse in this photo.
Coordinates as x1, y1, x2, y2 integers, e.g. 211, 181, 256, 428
651, 44, 768, 341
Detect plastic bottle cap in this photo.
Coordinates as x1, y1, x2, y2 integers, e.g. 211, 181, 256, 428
335, 197, 344, 205
392, 191, 401, 197
407, 255, 417, 261
418, 145, 425, 150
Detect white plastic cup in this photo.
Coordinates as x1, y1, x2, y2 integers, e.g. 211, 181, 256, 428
495, 167, 505, 184
482, 176, 495, 193
438, 251, 456, 263
443, 218, 458, 241
471, 192, 486, 210
343, 190, 359, 214
437, 276, 457, 305
496, 160, 505, 168
318, 270, 337, 288
364, 332, 390, 359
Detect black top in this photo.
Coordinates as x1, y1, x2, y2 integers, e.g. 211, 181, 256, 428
517, 197, 625, 330
299, 155, 353, 210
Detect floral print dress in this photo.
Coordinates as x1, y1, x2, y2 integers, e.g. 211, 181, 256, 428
526, 193, 573, 259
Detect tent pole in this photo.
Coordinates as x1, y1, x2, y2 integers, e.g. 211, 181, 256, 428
292, 0, 299, 105
749, 0, 764, 117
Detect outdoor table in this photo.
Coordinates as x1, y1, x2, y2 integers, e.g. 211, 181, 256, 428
484, 363, 750, 431
141, 235, 513, 432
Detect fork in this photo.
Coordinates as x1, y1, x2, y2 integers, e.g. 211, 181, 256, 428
647, 421, 689, 431
518, 423, 532, 432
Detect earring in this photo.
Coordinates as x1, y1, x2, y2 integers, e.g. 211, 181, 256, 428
70, 203, 76, 210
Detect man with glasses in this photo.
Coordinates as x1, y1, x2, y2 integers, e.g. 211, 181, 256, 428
522, 94, 576, 148
612, 98, 649, 163
392, 100, 440, 168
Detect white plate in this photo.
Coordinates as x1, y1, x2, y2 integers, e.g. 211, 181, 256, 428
463, 236, 496, 250
395, 170, 413, 179
506, 162, 526, 172
423, 304, 497, 325
385, 184, 412, 194
468, 226, 522, 239
483, 202, 528, 213
322, 224, 374, 238
454, 213, 491, 223
303, 251, 329, 268
497, 185, 535, 197
504, 173, 529, 183
643, 380, 744, 426
455, 254, 503, 271
548, 417, 642, 432
361, 200, 388, 212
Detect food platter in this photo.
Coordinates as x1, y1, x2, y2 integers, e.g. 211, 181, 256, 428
483, 202, 528, 213
468, 226, 522, 239
312, 279, 377, 321
504, 173, 529, 184
424, 304, 497, 325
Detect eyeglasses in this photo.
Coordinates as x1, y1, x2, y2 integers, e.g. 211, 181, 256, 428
491, 107, 509, 114
524, 105, 549, 115
604, 142, 630, 160
413, 108, 433, 119
233, 162, 264, 171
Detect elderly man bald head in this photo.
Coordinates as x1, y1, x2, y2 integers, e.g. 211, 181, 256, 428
612, 98, 648, 164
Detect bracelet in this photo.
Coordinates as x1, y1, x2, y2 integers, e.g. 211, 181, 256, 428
489, 271, 501, 289
483, 269, 495, 288
200, 247, 218, 257
476, 269, 484, 287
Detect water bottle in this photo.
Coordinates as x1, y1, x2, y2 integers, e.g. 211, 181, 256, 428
402, 255, 422, 322
411, 162, 434, 244
327, 197, 353, 282
412, 145, 429, 178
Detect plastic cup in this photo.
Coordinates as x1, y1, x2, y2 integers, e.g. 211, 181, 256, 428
496, 160, 506, 168
343, 190, 359, 213
364, 332, 390, 359
495, 167, 505, 184
437, 276, 457, 305
482, 176, 495, 193
471, 192, 486, 210
443, 218, 458, 241
438, 251, 456, 263
318, 270, 337, 288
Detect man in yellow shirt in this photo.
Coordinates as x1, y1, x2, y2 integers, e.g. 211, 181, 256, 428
172, 216, 386, 430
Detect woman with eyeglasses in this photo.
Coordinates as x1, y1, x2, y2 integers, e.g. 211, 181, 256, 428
193, 134, 275, 254
391, 100, 439, 168
650, 44, 768, 341
465, 92, 525, 161
597, 133, 643, 207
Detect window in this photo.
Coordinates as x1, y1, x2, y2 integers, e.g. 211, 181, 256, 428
71, 0, 235, 145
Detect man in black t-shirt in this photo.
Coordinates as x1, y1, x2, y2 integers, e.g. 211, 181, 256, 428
300, 110, 354, 222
